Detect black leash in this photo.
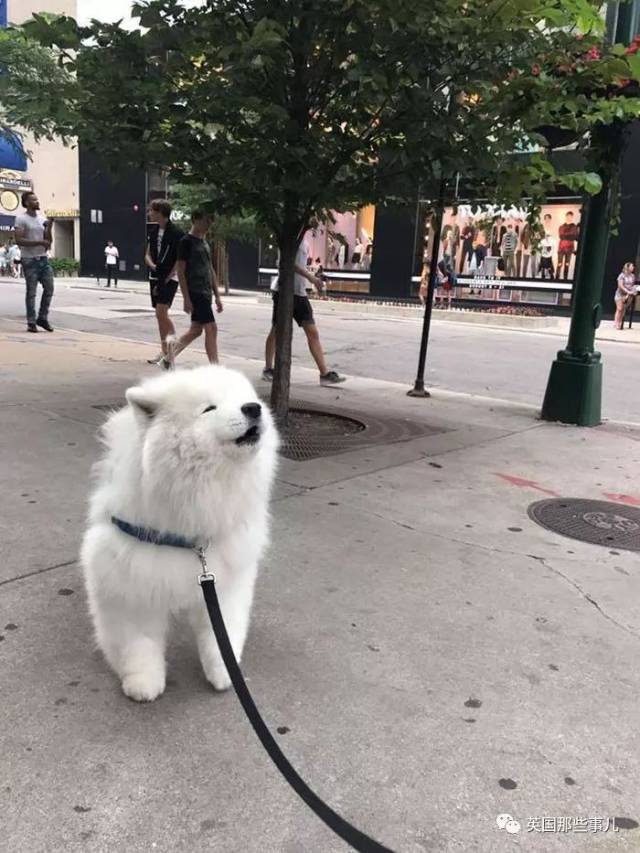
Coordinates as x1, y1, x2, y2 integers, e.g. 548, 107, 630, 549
109, 518, 395, 851
199, 572, 396, 853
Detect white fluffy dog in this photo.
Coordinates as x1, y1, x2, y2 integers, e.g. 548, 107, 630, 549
81, 365, 278, 702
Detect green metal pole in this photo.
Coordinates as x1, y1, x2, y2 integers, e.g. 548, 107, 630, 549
540, 0, 635, 425
540, 157, 613, 425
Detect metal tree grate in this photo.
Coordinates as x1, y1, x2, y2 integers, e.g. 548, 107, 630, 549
92, 399, 444, 461
528, 498, 640, 552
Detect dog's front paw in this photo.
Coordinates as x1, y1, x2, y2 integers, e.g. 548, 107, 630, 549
204, 663, 232, 693
122, 671, 166, 703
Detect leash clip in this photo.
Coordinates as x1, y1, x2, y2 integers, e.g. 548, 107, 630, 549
195, 546, 216, 585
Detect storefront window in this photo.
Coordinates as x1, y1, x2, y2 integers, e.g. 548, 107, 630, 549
258, 205, 376, 294
304, 206, 375, 272
413, 199, 583, 307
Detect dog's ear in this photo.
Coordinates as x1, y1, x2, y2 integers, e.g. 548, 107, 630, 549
126, 386, 160, 420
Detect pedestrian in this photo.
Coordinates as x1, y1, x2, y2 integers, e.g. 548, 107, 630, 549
14, 191, 55, 333
161, 209, 223, 369
435, 259, 454, 309
7, 241, 21, 278
263, 238, 346, 385
0, 244, 7, 276
144, 199, 183, 365
419, 261, 430, 306
614, 262, 637, 330
104, 240, 119, 287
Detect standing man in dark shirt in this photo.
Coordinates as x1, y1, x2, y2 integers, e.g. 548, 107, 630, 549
163, 209, 223, 368
145, 199, 183, 364
557, 211, 579, 280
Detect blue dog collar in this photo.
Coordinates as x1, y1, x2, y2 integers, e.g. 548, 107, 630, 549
111, 516, 199, 550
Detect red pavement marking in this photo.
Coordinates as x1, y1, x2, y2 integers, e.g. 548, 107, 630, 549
494, 473, 560, 497
603, 493, 640, 507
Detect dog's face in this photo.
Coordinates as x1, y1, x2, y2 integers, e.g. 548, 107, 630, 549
125, 366, 278, 481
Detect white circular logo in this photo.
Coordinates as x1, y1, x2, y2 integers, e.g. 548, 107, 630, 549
497, 813, 521, 834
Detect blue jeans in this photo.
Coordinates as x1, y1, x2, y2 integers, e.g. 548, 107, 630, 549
23, 257, 54, 324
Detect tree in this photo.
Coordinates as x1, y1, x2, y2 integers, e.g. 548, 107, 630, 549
1, 2, 639, 421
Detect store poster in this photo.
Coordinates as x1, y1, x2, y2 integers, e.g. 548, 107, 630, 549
432, 203, 582, 288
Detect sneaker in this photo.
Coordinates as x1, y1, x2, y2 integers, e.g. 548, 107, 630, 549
320, 370, 346, 385
262, 368, 274, 382
164, 336, 176, 368
158, 357, 174, 371
147, 351, 164, 365
27, 323, 38, 333
37, 319, 54, 332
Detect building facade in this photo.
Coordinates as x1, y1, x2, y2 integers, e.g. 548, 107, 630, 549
1, 0, 80, 260
253, 128, 640, 317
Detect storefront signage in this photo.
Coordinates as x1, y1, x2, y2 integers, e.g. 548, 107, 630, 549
0, 169, 32, 191
44, 208, 80, 218
0, 189, 19, 212
0, 0, 7, 29
458, 204, 530, 220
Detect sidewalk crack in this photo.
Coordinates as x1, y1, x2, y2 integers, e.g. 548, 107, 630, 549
362, 509, 640, 641
0, 559, 78, 589
530, 555, 640, 641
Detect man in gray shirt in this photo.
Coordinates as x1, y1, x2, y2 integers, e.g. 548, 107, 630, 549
14, 192, 54, 332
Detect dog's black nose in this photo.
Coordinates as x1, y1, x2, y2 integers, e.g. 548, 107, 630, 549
241, 403, 262, 420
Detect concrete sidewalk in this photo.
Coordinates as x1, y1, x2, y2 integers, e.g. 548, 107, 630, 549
2, 319, 640, 852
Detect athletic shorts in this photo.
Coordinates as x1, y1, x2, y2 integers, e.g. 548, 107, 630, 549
150, 278, 179, 308
191, 293, 215, 325
271, 292, 315, 327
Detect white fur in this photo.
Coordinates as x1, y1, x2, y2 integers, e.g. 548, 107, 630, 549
81, 365, 278, 702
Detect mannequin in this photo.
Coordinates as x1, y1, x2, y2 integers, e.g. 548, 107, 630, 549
500, 224, 518, 278
514, 217, 525, 276
557, 211, 579, 279
459, 219, 476, 273
490, 216, 507, 257
520, 219, 531, 277
351, 238, 363, 268
539, 214, 555, 280
337, 242, 346, 268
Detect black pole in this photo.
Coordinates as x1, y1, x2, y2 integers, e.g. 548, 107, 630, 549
407, 179, 446, 398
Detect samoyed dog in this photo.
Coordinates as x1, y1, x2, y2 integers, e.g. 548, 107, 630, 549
81, 365, 278, 702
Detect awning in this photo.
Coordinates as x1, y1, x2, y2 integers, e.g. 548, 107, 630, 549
0, 132, 27, 171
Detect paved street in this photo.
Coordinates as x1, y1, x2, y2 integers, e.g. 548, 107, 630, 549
1, 276, 639, 423
2, 278, 640, 852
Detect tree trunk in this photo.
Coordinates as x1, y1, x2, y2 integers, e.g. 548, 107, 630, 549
270, 230, 298, 426
213, 240, 229, 295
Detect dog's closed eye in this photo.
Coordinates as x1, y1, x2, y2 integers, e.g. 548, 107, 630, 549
202, 405, 217, 414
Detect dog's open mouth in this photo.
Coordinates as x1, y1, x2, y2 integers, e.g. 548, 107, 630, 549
235, 425, 260, 446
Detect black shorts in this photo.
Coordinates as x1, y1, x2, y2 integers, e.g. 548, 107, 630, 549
271, 292, 315, 327
191, 293, 215, 325
150, 278, 179, 308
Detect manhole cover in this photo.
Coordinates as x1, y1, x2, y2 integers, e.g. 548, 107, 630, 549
528, 499, 640, 552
